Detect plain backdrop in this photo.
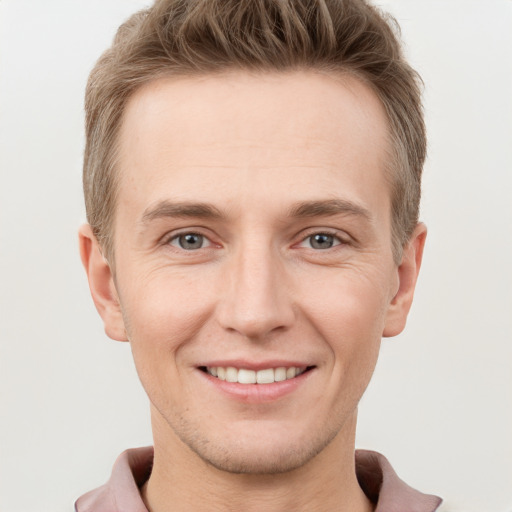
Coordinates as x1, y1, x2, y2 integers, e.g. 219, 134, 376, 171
1, 1, 511, 511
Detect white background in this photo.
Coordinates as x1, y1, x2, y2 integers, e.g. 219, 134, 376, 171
1, 1, 511, 511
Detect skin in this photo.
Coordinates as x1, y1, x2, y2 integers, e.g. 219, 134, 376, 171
80, 70, 426, 512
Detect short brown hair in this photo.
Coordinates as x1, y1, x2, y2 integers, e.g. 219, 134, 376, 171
84, 0, 425, 262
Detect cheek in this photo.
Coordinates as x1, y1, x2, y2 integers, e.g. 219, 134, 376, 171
302, 268, 391, 343
118, 266, 217, 371
299, 269, 389, 389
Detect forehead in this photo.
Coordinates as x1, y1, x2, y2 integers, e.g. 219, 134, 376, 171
116, 70, 390, 217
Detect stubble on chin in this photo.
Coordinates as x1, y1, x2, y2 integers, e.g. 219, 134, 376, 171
155, 405, 351, 476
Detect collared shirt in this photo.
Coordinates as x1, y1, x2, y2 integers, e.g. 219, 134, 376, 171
75, 447, 442, 512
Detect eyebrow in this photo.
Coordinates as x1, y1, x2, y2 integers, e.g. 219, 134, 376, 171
140, 198, 372, 224
141, 200, 224, 223
287, 199, 372, 221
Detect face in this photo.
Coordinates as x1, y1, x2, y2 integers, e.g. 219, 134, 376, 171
81, 70, 425, 474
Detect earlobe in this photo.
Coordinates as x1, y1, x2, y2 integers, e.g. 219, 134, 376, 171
382, 223, 427, 338
78, 224, 128, 342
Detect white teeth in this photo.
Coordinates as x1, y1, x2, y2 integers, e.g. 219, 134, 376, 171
226, 367, 238, 383
286, 367, 297, 379
206, 366, 307, 384
256, 368, 274, 384
237, 369, 256, 384
274, 367, 287, 382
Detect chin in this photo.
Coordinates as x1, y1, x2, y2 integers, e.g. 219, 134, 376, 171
172, 417, 341, 475
193, 441, 331, 475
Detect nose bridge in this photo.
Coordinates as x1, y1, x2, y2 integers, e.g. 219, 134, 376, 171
217, 235, 294, 339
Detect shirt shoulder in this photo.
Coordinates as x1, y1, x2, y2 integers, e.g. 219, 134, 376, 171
75, 447, 442, 512
75, 447, 153, 512
356, 449, 443, 512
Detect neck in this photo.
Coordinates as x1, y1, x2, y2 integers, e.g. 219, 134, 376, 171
142, 410, 373, 512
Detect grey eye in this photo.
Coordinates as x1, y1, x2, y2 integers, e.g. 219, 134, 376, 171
171, 233, 207, 250
308, 233, 336, 249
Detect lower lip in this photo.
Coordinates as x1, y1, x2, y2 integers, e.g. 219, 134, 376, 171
198, 368, 314, 403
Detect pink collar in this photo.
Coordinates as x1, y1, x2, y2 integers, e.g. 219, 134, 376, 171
75, 446, 442, 512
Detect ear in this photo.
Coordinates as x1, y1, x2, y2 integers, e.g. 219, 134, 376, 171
383, 223, 427, 338
79, 224, 128, 342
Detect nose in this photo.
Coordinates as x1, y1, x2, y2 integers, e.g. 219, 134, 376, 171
216, 242, 295, 340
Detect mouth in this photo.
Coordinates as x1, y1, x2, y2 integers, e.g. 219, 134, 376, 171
199, 365, 315, 384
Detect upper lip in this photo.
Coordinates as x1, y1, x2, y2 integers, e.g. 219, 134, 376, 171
197, 360, 314, 371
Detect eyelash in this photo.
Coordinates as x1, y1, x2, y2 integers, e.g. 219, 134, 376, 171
163, 229, 349, 252
165, 231, 213, 251
297, 230, 348, 250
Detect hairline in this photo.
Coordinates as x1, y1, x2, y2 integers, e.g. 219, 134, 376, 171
98, 66, 409, 266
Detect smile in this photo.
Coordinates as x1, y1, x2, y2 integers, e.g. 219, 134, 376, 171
202, 366, 310, 384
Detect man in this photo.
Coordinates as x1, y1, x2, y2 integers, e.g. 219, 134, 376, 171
76, 0, 442, 510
